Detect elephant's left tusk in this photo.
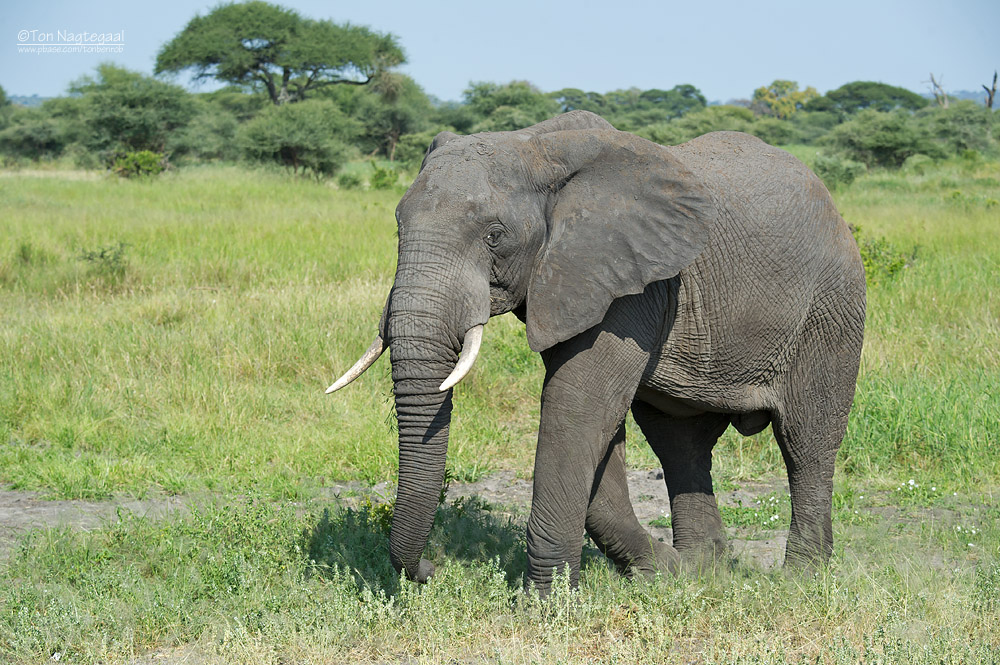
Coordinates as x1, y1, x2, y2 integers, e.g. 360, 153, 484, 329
326, 334, 386, 394
439, 325, 484, 392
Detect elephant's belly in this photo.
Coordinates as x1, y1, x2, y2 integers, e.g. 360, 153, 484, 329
633, 385, 773, 434
633, 386, 708, 417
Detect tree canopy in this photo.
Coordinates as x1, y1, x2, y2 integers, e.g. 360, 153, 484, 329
71, 64, 195, 153
155, 1, 405, 105
751, 80, 819, 119
807, 81, 929, 114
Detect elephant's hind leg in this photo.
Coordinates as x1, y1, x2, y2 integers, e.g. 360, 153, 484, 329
585, 422, 680, 578
631, 401, 731, 569
773, 299, 864, 568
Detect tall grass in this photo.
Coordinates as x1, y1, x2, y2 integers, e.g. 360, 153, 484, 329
2, 158, 998, 497
1, 493, 996, 663
1, 158, 998, 663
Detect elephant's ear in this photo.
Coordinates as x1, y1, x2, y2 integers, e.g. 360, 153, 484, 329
419, 130, 459, 170
525, 129, 716, 352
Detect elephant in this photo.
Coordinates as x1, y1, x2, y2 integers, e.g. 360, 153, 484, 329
328, 110, 866, 593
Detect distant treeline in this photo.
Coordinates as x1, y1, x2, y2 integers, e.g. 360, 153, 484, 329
1, 70, 996, 182
1, 0, 996, 183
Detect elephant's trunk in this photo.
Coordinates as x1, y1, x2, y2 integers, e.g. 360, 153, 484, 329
388, 338, 453, 582
383, 243, 471, 581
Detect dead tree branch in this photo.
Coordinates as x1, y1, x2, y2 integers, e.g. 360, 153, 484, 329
928, 73, 949, 108
983, 71, 997, 110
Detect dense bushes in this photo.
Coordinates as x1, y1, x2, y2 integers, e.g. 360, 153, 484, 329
0, 70, 996, 183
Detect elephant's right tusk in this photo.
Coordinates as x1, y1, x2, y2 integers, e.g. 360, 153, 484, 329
326, 335, 386, 393
439, 325, 484, 392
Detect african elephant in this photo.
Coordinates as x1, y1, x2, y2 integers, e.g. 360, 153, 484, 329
329, 110, 866, 593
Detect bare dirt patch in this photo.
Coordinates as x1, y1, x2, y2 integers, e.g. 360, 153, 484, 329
0, 471, 789, 566
0, 489, 189, 558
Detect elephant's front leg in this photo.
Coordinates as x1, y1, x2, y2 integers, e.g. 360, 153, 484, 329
586, 422, 681, 578
526, 325, 652, 593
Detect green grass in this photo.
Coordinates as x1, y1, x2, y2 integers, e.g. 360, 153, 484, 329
0, 166, 540, 498
1, 492, 996, 663
1, 157, 999, 662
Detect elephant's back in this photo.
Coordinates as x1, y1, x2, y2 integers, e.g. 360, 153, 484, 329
667, 130, 861, 288
650, 132, 864, 402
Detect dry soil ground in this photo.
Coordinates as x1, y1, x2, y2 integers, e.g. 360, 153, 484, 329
0, 470, 787, 568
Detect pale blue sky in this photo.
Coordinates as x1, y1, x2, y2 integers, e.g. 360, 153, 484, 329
3, 0, 997, 102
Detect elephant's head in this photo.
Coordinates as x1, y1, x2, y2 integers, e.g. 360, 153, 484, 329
328, 111, 716, 582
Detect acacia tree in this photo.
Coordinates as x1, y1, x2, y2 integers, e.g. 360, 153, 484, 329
155, 1, 405, 105
751, 80, 819, 119
806, 81, 929, 114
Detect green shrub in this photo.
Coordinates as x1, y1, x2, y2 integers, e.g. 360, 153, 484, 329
901, 154, 935, 175
395, 128, 443, 167
0, 110, 71, 160
917, 101, 998, 158
70, 64, 195, 154
849, 224, 914, 287
813, 153, 866, 190
336, 171, 363, 189
369, 161, 399, 190
110, 150, 166, 178
166, 101, 241, 163
637, 105, 755, 145
823, 109, 939, 168
238, 99, 356, 178
78, 242, 129, 281
749, 117, 800, 146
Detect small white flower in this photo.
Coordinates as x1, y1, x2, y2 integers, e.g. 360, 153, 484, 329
854, 510, 859, 514
957, 525, 962, 531
968, 543, 975, 547
859, 495, 864, 500
50, 654, 61, 662
931, 487, 936, 492
908, 479, 915, 486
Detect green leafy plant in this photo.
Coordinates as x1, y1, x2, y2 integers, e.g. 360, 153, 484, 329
336, 171, 363, 189
823, 109, 939, 168
814, 152, 866, 190
849, 224, 914, 287
238, 99, 355, 177
78, 242, 129, 280
110, 150, 167, 178
369, 160, 399, 189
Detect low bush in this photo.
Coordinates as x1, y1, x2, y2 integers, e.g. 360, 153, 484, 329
336, 171, 363, 189
849, 224, 915, 287
238, 99, 356, 178
813, 153, 866, 190
110, 150, 166, 178
823, 110, 929, 168
369, 161, 399, 190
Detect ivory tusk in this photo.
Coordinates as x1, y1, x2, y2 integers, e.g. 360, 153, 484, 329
326, 335, 386, 394
439, 325, 484, 392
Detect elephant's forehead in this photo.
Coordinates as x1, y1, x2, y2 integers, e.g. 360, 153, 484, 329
403, 159, 511, 217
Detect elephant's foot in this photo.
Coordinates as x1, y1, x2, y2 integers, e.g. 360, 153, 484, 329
626, 537, 681, 580
675, 533, 731, 574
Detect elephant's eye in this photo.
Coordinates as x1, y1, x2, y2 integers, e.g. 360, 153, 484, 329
484, 224, 504, 249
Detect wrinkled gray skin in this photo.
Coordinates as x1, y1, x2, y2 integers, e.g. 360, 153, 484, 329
365, 111, 865, 593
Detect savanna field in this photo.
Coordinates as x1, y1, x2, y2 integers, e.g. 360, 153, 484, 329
0, 154, 998, 663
